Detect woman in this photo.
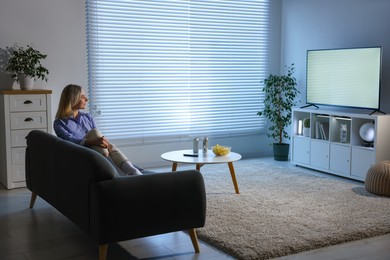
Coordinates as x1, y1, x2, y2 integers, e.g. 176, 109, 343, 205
53, 84, 142, 175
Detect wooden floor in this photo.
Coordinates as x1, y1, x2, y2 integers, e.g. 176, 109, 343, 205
1, 158, 389, 260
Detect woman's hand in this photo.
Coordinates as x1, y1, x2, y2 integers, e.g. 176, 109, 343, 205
100, 136, 110, 148
86, 136, 110, 148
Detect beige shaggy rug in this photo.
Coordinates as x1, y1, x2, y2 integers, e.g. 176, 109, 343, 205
196, 158, 390, 260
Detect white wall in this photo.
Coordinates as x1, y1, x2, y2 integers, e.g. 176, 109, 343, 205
281, 0, 390, 113
0, 0, 283, 167
0, 0, 89, 115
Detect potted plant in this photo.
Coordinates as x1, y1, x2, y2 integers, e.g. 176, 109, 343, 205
5, 44, 49, 90
303, 117, 310, 137
257, 64, 299, 161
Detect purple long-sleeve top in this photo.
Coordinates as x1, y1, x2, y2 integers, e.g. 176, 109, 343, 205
53, 111, 97, 145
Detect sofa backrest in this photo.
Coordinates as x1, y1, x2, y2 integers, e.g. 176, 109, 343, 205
25, 130, 117, 233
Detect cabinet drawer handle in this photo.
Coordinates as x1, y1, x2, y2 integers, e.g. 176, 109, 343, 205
24, 117, 34, 122
24, 100, 33, 104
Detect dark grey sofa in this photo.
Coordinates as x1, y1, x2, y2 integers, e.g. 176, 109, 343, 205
25, 130, 206, 260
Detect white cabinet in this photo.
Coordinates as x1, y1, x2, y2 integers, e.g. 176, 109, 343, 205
310, 140, 329, 170
351, 148, 375, 179
329, 143, 350, 176
0, 89, 52, 189
291, 107, 390, 181
292, 136, 310, 165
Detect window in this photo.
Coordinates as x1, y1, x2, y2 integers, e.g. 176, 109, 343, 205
86, 0, 269, 144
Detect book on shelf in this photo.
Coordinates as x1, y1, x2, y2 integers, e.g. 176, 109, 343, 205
316, 121, 329, 140
320, 123, 326, 139
322, 122, 329, 140
316, 121, 320, 139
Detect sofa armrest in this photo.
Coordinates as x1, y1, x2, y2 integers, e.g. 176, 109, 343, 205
90, 170, 206, 244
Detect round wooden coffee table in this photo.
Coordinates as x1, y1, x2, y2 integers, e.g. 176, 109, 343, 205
161, 149, 241, 194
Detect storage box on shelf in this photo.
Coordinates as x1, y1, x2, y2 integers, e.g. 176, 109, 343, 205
0, 89, 52, 189
291, 107, 390, 181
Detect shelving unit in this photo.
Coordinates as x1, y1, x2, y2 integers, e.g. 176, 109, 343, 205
291, 107, 390, 181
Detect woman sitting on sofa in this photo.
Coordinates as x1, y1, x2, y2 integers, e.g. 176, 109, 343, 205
53, 84, 142, 175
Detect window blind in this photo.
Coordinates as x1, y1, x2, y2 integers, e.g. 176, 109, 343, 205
86, 0, 269, 144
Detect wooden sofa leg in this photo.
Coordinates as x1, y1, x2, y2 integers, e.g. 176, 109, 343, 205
99, 244, 108, 260
29, 192, 37, 208
189, 228, 200, 253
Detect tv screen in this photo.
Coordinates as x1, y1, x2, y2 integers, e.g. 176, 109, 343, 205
306, 46, 382, 110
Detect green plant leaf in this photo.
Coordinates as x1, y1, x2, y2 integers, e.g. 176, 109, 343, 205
257, 64, 300, 144
5, 44, 49, 82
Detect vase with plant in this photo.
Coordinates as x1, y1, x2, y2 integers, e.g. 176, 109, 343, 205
257, 64, 299, 161
6, 44, 49, 90
303, 117, 310, 137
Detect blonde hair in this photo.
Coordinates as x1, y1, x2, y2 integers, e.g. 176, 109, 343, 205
55, 84, 83, 119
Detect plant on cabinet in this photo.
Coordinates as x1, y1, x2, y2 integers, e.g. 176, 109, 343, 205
5, 44, 49, 90
303, 117, 310, 137
257, 64, 299, 161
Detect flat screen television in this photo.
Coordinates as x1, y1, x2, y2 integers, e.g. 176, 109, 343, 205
306, 46, 382, 110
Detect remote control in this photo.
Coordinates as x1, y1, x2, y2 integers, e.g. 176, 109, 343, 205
183, 153, 198, 157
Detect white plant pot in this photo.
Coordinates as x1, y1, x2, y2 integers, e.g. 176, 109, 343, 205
303, 127, 310, 137
17, 74, 35, 90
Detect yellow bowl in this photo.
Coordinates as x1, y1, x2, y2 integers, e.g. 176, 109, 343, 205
211, 145, 231, 156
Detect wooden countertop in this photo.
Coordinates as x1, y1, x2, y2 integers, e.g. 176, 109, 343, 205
0, 89, 52, 94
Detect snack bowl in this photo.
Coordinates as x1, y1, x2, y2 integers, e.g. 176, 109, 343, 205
211, 144, 231, 156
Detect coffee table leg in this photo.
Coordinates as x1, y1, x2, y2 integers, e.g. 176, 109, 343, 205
172, 162, 178, 172
228, 162, 240, 194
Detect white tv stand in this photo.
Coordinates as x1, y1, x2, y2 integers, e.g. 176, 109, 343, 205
291, 107, 390, 181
